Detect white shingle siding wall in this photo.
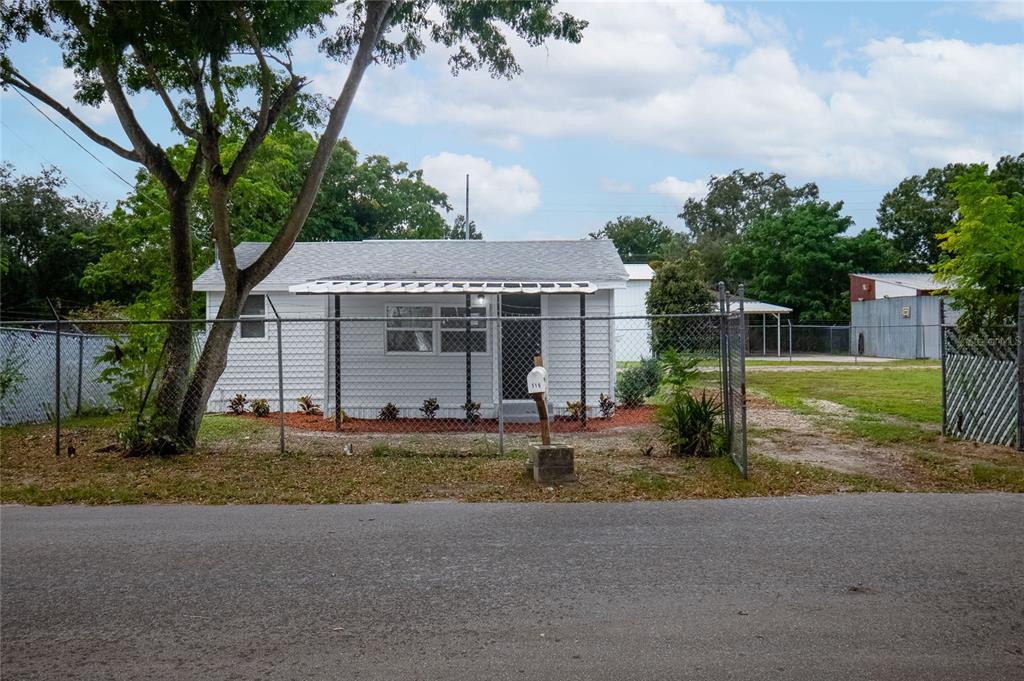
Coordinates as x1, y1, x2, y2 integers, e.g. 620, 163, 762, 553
205, 291, 327, 412
205, 290, 617, 418
325, 294, 495, 419
614, 281, 653, 362
546, 290, 614, 415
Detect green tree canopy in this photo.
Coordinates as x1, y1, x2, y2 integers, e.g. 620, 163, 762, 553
589, 215, 674, 263
645, 250, 716, 354
679, 170, 819, 284
444, 215, 483, 240
79, 128, 457, 313
726, 201, 895, 322
878, 154, 1024, 271
0, 164, 106, 319
934, 163, 1024, 334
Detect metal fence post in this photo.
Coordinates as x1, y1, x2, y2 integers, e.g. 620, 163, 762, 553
737, 284, 748, 478
75, 333, 84, 416
48, 300, 61, 457
495, 304, 504, 455
939, 298, 948, 437
267, 296, 286, 455
1017, 288, 1023, 451
334, 295, 342, 432
717, 282, 731, 448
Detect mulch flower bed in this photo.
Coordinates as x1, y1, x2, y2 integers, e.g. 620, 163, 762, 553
240, 405, 656, 434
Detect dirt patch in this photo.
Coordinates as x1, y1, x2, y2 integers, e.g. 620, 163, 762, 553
240, 406, 656, 434
802, 398, 856, 417
747, 404, 911, 479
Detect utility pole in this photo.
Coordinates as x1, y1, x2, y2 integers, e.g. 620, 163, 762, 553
465, 173, 470, 240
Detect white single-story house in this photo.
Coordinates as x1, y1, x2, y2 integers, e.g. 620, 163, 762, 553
194, 240, 629, 419
613, 263, 793, 359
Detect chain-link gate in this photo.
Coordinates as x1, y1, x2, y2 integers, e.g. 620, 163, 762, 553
940, 293, 1023, 449
719, 284, 749, 477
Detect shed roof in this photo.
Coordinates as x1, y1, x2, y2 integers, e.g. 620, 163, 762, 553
195, 240, 629, 292
624, 263, 655, 281
850, 272, 944, 291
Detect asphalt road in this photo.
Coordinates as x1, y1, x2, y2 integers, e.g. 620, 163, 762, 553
2, 494, 1022, 680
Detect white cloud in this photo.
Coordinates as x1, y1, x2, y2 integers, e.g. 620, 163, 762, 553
324, 0, 1023, 185
976, 1, 1024, 21
40, 66, 115, 124
419, 152, 541, 222
601, 178, 633, 193
649, 176, 708, 204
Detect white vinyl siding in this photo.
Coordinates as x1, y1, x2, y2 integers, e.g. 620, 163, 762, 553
205, 291, 327, 412
546, 289, 613, 416
205, 290, 617, 419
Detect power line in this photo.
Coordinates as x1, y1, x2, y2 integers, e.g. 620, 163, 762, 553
2, 120, 100, 202
11, 88, 138, 191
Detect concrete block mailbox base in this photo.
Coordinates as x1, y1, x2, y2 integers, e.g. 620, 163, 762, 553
526, 443, 575, 483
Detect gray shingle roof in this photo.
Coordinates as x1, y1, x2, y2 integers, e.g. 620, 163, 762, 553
195, 240, 628, 291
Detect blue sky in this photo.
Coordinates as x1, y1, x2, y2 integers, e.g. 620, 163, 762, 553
2, 1, 1022, 240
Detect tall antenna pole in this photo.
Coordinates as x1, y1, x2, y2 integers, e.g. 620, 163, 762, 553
465, 173, 470, 240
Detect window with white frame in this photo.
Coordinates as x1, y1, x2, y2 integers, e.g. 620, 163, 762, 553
386, 305, 434, 352
240, 294, 266, 338
440, 306, 487, 353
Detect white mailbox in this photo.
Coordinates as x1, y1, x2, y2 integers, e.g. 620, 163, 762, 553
527, 366, 548, 395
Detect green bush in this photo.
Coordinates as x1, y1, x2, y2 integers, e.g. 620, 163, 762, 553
379, 402, 400, 420
227, 393, 248, 415
251, 398, 270, 417
616, 357, 662, 407
462, 401, 481, 422
565, 400, 585, 421
598, 392, 615, 418
296, 395, 322, 415
654, 349, 725, 457
420, 397, 440, 419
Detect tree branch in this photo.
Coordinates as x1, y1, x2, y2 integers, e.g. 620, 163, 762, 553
3, 70, 140, 163
223, 74, 306, 188
242, 0, 394, 287
132, 47, 201, 140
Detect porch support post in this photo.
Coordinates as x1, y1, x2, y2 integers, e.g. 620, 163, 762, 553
580, 293, 586, 428
776, 313, 781, 358
497, 294, 504, 453
763, 313, 767, 355
334, 294, 341, 432
465, 292, 472, 418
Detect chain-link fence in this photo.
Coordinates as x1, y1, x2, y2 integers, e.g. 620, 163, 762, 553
941, 293, 1023, 450
1, 303, 749, 473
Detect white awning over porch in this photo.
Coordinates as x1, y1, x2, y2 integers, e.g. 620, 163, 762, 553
288, 280, 599, 295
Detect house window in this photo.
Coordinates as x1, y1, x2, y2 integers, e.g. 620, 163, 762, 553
386, 305, 434, 352
440, 306, 487, 353
240, 294, 265, 338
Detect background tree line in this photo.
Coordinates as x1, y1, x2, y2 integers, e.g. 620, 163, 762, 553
593, 156, 1023, 330
1, 126, 479, 321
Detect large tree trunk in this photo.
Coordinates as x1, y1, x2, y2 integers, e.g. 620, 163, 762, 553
175, 284, 246, 448
152, 192, 194, 434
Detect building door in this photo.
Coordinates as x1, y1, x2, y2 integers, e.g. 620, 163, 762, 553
501, 294, 541, 400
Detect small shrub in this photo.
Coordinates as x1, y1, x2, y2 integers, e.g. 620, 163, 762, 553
297, 395, 322, 416
118, 416, 180, 457
598, 392, 616, 418
420, 397, 440, 419
227, 393, 248, 415
655, 389, 725, 457
251, 398, 270, 417
462, 401, 481, 422
616, 357, 662, 407
379, 402, 400, 420
565, 400, 586, 421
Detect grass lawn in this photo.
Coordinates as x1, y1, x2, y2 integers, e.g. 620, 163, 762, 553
747, 368, 941, 424
1, 414, 891, 505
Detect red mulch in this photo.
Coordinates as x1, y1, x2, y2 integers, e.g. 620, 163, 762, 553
238, 406, 655, 434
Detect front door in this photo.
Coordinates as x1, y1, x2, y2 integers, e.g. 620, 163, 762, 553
501, 294, 541, 400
